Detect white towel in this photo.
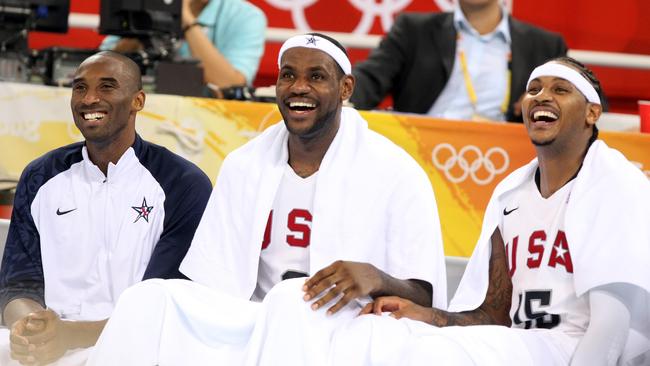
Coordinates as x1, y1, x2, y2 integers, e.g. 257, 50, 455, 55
181, 107, 447, 308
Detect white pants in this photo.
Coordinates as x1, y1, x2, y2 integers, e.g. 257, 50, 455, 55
0, 328, 92, 366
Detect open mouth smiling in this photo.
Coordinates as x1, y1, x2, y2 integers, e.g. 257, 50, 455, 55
529, 106, 559, 124
287, 101, 317, 113
532, 110, 558, 123
81, 111, 107, 121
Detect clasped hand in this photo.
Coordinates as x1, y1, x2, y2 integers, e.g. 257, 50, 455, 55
10, 309, 68, 365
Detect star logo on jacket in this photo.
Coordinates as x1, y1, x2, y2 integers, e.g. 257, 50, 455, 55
305, 35, 318, 46
132, 197, 154, 223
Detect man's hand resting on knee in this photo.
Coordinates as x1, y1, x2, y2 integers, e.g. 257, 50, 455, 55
302, 260, 432, 315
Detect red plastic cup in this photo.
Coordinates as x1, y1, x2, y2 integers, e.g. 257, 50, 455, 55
640, 100, 650, 133
0, 190, 12, 219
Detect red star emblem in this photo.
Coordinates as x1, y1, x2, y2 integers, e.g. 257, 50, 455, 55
132, 197, 154, 223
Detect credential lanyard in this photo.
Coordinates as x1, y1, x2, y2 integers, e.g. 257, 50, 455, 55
457, 34, 511, 118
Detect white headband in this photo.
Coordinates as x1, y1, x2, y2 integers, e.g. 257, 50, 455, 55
277, 34, 352, 75
527, 62, 601, 105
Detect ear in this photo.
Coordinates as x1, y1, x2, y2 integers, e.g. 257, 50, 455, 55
132, 90, 146, 112
585, 102, 602, 127
340, 74, 355, 101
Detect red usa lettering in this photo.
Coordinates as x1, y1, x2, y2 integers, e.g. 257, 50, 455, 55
261, 209, 313, 249
506, 230, 573, 276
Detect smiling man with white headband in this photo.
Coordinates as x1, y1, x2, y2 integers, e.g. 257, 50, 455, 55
325, 57, 650, 366
86, 33, 446, 365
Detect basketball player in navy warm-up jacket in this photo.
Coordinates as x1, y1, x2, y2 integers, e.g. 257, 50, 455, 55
0, 51, 211, 366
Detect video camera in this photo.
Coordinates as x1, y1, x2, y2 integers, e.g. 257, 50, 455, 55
0, 0, 69, 82
99, 0, 182, 64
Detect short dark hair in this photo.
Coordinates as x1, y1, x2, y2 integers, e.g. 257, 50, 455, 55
552, 56, 601, 142
93, 50, 143, 91
307, 32, 348, 79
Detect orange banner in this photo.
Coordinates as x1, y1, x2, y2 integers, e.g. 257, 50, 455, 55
1, 83, 649, 256
367, 113, 650, 256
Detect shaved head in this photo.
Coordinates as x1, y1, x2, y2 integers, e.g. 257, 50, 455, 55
71, 50, 146, 152
79, 51, 143, 91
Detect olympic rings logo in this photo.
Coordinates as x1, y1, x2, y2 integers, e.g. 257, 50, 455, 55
264, 0, 319, 33
348, 0, 411, 34
432, 143, 510, 185
261, 0, 517, 34
263, 0, 454, 34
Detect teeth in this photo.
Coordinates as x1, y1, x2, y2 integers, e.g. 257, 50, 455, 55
289, 102, 316, 108
533, 110, 558, 121
83, 112, 106, 121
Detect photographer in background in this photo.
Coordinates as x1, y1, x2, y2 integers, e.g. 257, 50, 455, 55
102, 0, 267, 96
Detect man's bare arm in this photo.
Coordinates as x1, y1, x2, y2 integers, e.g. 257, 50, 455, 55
431, 227, 512, 326
372, 276, 432, 308
363, 228, 512, 327
432, 228, 512, 326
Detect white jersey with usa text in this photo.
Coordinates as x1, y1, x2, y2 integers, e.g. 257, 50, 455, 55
252, 164, 316, 301
499, 177, 589, 336
0, 135, 212, 321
